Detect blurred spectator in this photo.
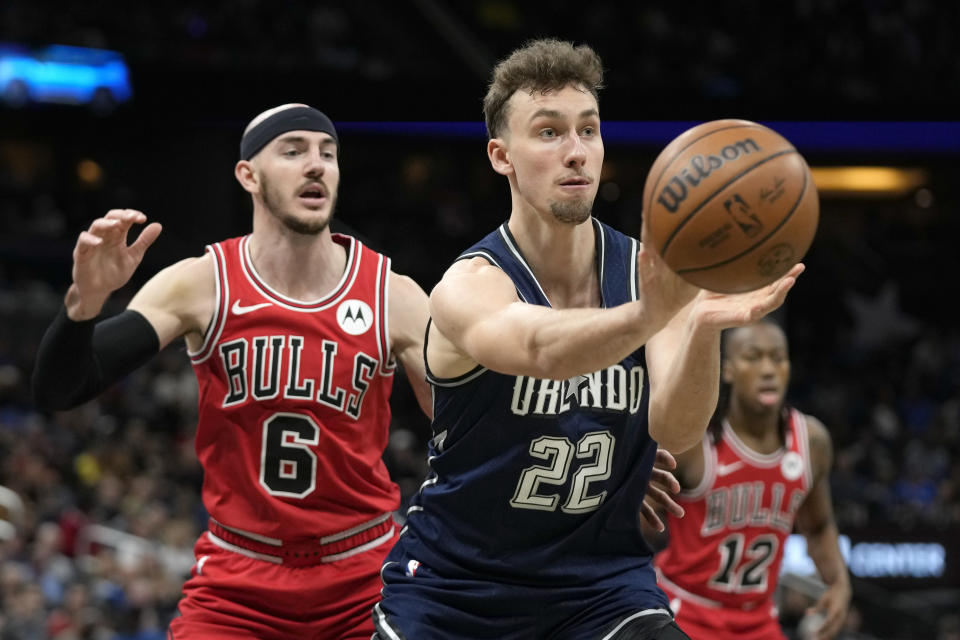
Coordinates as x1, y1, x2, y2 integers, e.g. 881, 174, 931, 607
0, 2, 957, 637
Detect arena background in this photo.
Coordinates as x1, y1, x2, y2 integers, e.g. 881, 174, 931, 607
0, 2, 958, 638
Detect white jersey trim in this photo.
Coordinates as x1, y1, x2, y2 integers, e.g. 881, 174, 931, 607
189, 243, 229, 364
211, 518, 282, 545
498, 225, 552, 306
599, 607, 673, 640
320, 512, 392, 544
373, 603, 403, 640
426, 364, 489, 388
321, 526, 394, 562
594, 218, 607, 307
206, 532, 282, 564
679, 436, 716, 500
239, 234, 361, 312
657, 568, 722, 608
376, 254, 397, 375
721, 419, 786, 467
792, 409, 814, 491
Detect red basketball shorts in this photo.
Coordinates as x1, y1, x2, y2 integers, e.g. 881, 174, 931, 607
659, 580, 786, 640
168, 527, 399, 639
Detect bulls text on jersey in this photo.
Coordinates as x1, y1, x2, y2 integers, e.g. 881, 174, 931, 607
217, 334, 378, 420
702, 480, 805, 536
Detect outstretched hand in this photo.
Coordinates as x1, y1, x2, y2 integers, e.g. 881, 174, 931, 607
691, 263, 805, 331
67, 209, 162, 320
637, 217, 805, 332
639, 448, 684, 532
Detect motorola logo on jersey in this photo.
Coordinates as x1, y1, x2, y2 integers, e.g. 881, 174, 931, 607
337, 299, 373, 336
510, 364, 645, 416
780, 451, 804, 481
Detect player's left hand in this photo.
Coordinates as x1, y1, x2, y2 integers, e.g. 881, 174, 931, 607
639, 448, 684, 532
807, 578, 852, 640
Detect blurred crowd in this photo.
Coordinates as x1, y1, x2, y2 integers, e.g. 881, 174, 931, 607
0, 138, 958, 638
0, 1, 958, 638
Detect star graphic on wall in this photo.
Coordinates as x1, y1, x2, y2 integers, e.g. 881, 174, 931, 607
844, 281, 921, 352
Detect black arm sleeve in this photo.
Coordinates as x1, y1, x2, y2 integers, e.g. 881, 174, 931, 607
32, 306, 160, 410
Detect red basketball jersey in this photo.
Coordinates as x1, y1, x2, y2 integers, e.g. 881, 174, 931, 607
656, 409, 812, 611
189, 234, 399, 543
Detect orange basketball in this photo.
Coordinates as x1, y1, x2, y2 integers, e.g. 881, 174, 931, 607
642, 119, 819, 293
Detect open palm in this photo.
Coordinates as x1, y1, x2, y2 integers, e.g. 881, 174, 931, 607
691, 263, 805, 330
70, 209, 162, 316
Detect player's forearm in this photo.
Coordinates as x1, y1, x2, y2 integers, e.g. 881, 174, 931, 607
648, 321, 721, 453
805, 521, 850, 590
521, 300, 667, 380
32, 307, 160, 410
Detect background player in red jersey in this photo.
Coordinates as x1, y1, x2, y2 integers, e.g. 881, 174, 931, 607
649, 320, 851, 640
31, 103, 434, 639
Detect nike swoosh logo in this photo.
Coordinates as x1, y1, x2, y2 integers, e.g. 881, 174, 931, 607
232, 301, 273, 315
716, 461, 745, 477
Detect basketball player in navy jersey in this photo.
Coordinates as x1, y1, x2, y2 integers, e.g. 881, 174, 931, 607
373, 39, 804, 640
31, 104, 434, 639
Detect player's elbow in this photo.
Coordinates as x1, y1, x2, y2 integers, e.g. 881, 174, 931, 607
648, 409, 705, 454
649, 428, 701, 455
31, 372, 85, 412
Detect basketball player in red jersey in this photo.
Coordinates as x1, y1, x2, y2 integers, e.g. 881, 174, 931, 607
650, 320, 851, 640
31, 102, 685, 639
32, 104, 434, 639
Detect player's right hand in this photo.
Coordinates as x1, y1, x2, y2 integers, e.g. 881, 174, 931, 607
66, 209, 162, 320
635, 243, 699, 330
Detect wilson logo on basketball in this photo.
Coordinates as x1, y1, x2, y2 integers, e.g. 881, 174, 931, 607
656, 138, 762, 213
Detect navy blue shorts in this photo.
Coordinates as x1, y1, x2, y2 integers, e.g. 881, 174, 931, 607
373, 553, 679, 640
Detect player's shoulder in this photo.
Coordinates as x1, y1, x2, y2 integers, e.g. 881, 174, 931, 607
388, 270, 425, 295
436, 256, 515, 300
800, 412, 830, 446
159, 253, 214, 284
141, 253, 215, 302
799, 412, 833, 476
387, 270, 429, 324
445, 255, 505, 279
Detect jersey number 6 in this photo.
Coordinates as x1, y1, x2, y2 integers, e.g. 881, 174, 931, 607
259, 412, 319, 498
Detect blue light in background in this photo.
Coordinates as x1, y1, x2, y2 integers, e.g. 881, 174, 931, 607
0, 43, 132, 111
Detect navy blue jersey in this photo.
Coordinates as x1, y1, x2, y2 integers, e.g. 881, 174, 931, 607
395, 219, 665, 596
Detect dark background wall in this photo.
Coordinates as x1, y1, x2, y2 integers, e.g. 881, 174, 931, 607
0, 2, 958, 639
